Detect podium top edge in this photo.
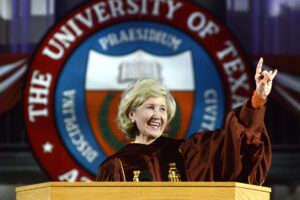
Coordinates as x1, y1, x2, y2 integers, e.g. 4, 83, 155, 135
16, 182, 271, 192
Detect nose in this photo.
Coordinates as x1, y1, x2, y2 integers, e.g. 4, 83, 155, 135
153, 108, 161, 119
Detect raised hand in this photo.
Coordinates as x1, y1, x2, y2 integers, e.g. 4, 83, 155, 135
255, 57, 278, 99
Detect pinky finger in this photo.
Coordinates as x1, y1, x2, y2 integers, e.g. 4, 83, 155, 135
271, 69, 278, 80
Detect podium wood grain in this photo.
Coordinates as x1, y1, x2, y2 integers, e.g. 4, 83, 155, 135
16, 182, 271, 200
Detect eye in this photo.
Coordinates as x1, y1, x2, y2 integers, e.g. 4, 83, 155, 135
160, 107, 166, 112
147, 105, 154, 109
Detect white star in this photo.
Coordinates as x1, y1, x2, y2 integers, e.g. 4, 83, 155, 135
42, 141, 54, 153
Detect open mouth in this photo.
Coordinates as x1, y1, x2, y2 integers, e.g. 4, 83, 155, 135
148, 121, 161, 130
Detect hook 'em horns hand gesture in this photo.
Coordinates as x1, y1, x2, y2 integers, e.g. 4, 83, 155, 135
255, 57, 278, 99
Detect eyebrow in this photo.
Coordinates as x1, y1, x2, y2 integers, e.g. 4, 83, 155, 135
144, 103, 166, 107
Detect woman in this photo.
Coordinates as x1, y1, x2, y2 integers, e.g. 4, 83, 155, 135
96, 58, 277, 185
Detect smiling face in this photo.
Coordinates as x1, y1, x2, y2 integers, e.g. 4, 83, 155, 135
129, 96, 168, 143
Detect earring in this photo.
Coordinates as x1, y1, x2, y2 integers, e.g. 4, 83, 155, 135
131, 119, 135, 124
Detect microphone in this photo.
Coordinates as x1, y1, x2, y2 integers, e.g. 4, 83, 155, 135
138, 170, 153, 181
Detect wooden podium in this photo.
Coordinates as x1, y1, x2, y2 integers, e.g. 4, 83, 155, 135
16, 182, 271, 200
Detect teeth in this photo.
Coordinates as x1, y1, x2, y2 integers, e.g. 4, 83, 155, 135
149, 122, 160, 127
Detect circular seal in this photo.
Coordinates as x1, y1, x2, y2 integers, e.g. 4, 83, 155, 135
23, 0, 253, 181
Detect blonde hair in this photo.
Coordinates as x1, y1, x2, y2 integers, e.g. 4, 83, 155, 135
117, 79, 176, 138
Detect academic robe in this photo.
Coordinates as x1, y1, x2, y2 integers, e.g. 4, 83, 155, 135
96, 98, 271, 185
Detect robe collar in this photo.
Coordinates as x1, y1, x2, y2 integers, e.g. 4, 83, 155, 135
115, 136, 180, 156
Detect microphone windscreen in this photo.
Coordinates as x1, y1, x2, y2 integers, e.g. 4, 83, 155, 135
138, 170, 153, 181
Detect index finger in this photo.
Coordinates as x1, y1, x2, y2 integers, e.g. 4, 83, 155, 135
256, 57, 263, 74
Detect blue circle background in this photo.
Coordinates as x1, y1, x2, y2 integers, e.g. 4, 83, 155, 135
54, 21, 225, 175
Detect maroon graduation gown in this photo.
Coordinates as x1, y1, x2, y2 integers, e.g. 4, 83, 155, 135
96, 101, 271, 185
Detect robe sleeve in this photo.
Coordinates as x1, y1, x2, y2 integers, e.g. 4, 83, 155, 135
179, 100, 271, 185
96, 158, 121, 181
